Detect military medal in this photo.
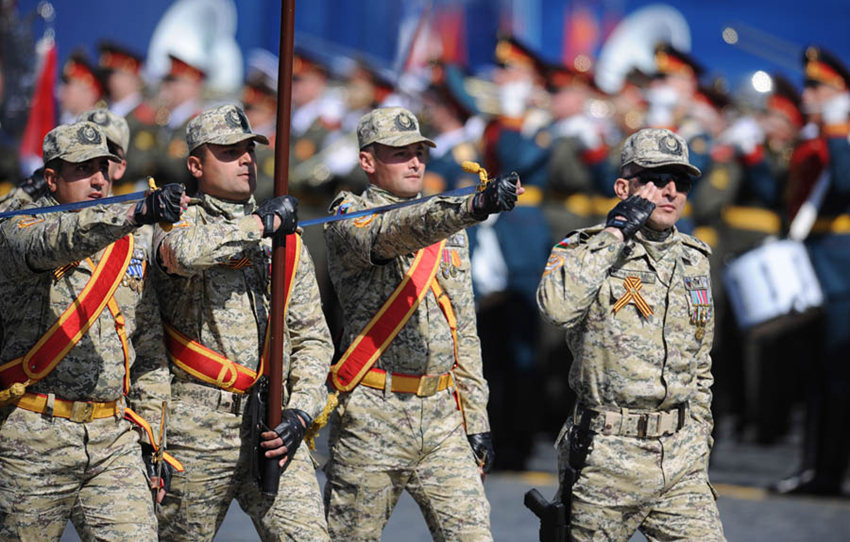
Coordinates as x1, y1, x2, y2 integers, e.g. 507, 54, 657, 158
684, 276, 712, 339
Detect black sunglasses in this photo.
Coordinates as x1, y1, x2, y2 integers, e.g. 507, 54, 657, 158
635, 173, 692, 193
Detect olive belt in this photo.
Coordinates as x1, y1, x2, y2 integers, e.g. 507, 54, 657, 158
574, 402, 687, 438
359, 368, 454, 397
14, 392, 121, 423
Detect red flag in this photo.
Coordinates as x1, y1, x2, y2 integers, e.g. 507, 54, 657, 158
19, 38, 57, 171
435, 7, 467, 66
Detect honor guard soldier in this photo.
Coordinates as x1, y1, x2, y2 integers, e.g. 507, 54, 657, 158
0, 121, 187, 540
773, 46, 850, 497
537, 128, 725, 541
243, 49, 281, 205
58, 50, 106, 125
154, 53, 206, 188
478, 35, 554, 470
98, 41, 159, 195
420, 63, 482, 196
323, 107, 520, 540
152, 104, 334, 540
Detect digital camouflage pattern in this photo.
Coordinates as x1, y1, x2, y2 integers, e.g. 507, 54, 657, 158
356, 106, 435, 150
186, 103, 269, 152
323, 186, 492, 541
153, 194, 333, 541
79, 108, 131, 152
537, 225, 725, 541
0, 197, 169, 540
619, 128, 702, 178
41, 121, 121, 165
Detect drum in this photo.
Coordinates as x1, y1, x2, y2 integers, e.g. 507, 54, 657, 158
722, 239, 824, 330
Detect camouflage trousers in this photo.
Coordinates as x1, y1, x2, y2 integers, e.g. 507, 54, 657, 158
323, 385, 492, 542
557, 416, 725, 542
0, 403, 157, 542
157, 382, 328, 542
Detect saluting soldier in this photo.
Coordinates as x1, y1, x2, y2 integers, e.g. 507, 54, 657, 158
152, 104, 334, 541
0, 121, 186, 540
322, 106, 519, 540
537, 128, 725, 541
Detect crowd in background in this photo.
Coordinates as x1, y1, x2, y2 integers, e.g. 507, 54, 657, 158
1, 6, 849, 496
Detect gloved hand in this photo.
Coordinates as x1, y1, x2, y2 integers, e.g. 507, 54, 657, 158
467, 432, 495, 474
822, 92, 850, 125
141, 442, 173, 502
471, 172, 519, 220
606, 195, 656, 239
254, 195, 298, 238
133, 183, 185, 225
265, 408, 311, 471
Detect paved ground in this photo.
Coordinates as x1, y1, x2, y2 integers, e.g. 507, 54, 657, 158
62, 415, 850, 541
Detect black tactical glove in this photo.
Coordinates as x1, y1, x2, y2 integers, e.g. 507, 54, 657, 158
467, 432, 495, 474
20, 167, 48, 198
605, 195, 655, 239
133, 183, 185, 225
269, 408, 311, 470
471, 172, 519, 219
141, 442, 173, 494
254, 195, 298, 238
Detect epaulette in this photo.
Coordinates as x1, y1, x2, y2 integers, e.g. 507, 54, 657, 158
680, 233, 712, 256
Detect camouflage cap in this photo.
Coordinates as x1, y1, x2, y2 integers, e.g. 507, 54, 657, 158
78, 108, 130, 152
357, 107, 436, 150
186, 104, 270, 152
42, 121, 121, 165
620, 128, 701, 178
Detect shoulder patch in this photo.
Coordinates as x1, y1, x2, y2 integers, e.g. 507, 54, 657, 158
329, 192, 358, 214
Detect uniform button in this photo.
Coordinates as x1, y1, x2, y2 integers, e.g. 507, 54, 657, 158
604, 423, 612, 430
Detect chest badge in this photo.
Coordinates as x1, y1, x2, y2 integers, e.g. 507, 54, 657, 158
613, 276, 653, 318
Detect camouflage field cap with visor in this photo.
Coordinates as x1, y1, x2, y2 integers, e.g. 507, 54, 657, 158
78, 108, 131, 152
42, 121, 122, 165
357, 106, 436, 150
186, 104, 270, 152
620, 128, 701, 178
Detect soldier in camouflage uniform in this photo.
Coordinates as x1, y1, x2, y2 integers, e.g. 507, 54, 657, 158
0, 121, 186, 541
152, 104, 333, 541
537, 128, 725, 541
323, 107, 520, 541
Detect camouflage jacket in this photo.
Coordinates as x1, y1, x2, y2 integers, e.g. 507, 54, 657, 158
537, 225, 715, 432
152, 194, 332, 419
0, 196, 169, 431
325, 186, 491, 434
